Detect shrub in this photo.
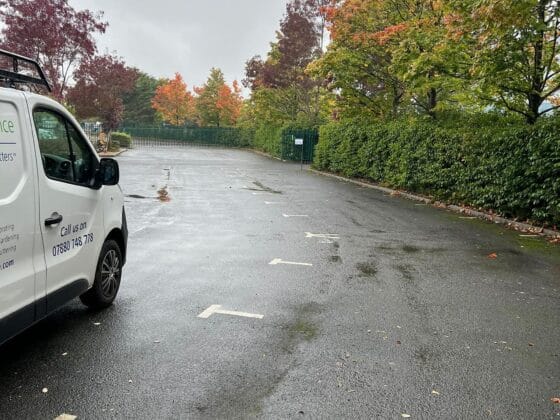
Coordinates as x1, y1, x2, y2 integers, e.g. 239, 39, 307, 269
108, 140, 120, 152
111, 131, 132, 148
315, 116, 560, 226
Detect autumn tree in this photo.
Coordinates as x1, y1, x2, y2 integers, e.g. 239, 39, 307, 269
151, 73, 195, 126
309, 0, 406, 119
0, 0, 107, 100
66, 54, 137, 131
194, 68, 243, 127
312, 0, 469, 119
448, 0, 560, 123
216, 80, 243, 126
243, 0, 326, 126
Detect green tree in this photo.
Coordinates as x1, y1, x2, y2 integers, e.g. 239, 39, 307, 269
449, 0, 560, 123
194, 68, 226, 127
311, 0, 469, 119
242, 0, 325, 127
122, 72, 163, 125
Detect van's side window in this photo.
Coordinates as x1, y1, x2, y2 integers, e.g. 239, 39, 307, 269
33, 109, 95, 186
67, 124, 95, 184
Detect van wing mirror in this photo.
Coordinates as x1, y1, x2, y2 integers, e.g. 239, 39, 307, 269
92, 158, 120, 189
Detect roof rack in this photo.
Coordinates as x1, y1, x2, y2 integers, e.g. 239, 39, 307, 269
0, 49, 51, 92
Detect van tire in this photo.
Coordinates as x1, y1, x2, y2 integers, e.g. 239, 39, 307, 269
80, 240, 122, 309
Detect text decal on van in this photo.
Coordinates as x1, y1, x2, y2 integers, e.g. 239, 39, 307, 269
0, 119, 17, 163
0, 119, 15, 134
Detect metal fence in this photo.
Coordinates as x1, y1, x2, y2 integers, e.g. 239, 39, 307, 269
81, 125, 320, 163
280, 128, 319, 163
120, 126, 253, 148
81, 125, 102, 150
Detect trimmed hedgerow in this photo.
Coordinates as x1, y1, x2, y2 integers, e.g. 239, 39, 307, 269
314, 117, 560, 226
110, 131, 132, 148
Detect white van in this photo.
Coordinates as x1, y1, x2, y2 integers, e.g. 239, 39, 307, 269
0, 50, 127, 345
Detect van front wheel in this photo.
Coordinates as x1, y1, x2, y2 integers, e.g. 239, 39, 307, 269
80, 240, 122, 309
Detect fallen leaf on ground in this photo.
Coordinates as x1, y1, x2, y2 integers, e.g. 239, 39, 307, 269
487, 253, 498, 259
54, 414, 77, 420
431, 390, 440, 395
528, 342, 535, 347
551, 397, 560, 404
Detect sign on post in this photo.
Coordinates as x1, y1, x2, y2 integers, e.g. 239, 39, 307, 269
295, 138, 304, 169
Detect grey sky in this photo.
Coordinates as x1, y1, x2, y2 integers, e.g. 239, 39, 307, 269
68, 1, 288, 92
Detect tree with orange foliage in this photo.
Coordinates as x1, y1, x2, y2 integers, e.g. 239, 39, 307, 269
151, 73, 194, 126
195, 68, 243, 127
310, 0, 466, 118
216, 80, 243, 126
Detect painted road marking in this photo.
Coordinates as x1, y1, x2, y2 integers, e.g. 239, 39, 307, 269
264, 201, 280, 205
269, 258, 313, 267
282, 214, 309, 218
197, 305, 264, 319
305, 232, 340, 239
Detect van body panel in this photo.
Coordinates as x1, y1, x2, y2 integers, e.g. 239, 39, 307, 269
25, 95, 105, 298
0, 89, 44, 329
0, 85, 126, 346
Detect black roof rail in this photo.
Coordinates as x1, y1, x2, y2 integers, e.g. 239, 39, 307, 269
0, 49, 51, 92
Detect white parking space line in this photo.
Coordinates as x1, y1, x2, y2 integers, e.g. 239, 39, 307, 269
269, 258, 313, 266
282, 214, 309, 218
305, 232, 340, 239
197, 305, 264, 319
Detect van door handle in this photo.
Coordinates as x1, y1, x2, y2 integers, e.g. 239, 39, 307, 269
45, 212, 63, 226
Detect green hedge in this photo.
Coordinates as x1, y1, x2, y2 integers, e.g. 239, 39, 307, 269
111, 131, 132, 148
252, 124, 283, 157
108, 140, 120, 152
315, 117, 560, 226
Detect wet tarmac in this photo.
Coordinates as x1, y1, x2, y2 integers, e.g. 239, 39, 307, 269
0, 146, 559, 419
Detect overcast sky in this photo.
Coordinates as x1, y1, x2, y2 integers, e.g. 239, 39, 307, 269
68, 1, 288, 92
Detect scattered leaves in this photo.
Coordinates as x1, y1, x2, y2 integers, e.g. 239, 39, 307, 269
54, 415, 77, 420
157, 186, 170, 202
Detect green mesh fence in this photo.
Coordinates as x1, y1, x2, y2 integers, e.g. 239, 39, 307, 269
120, 126, 253, 148
280, 128, 319, 163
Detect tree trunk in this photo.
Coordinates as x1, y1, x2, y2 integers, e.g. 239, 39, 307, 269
527, 0, 547, 124
427, 87, 437, 118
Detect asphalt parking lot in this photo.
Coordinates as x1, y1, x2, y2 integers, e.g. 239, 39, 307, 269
0, 146, 559, 419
